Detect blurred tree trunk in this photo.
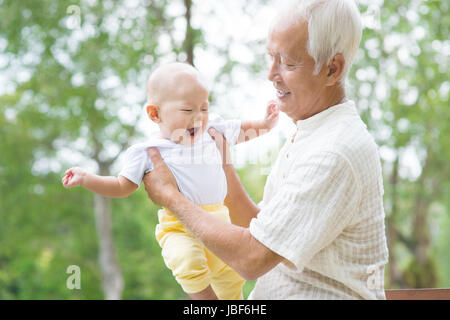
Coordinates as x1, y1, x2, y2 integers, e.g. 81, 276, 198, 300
94, 194, 124, 299
386, 151, 405, 287
404, 153, 438, 288
87, 115, 128, 299
183, 0, 194, 66
387, 147, 439, 288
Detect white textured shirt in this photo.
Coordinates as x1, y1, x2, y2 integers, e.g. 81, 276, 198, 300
119, 114, 241, 205
248, 100, 389, 300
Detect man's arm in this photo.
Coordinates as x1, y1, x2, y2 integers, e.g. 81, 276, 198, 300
208, 127, 260, 227
167, 191, 283, 280
223, 165, 260, 228
143, 148, 284, 280
63, 167, 138, 198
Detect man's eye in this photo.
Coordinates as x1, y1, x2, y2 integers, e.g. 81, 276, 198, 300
280, 58, 291, 66
202, 109, 208, 112
181, 109, 192, 112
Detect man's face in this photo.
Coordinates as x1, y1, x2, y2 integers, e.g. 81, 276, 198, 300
157, 78, 209, 145
267, 20, 328, 121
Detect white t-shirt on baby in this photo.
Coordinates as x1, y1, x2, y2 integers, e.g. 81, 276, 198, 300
119, 114, 241, 205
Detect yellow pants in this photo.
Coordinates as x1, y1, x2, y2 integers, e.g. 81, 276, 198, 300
155, 203, 245, 300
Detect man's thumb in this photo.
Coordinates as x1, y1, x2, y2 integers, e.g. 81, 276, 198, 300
147, 147, 162, 163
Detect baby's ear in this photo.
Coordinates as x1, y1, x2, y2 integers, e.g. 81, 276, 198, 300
146, 105, 161, 123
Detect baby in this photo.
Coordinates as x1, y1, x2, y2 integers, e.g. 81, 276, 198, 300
62, 62, 279, 300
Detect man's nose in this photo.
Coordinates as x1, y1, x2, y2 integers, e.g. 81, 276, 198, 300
268, 61, 280, 82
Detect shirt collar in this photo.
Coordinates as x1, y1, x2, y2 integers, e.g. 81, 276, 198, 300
295, 100, 357, 132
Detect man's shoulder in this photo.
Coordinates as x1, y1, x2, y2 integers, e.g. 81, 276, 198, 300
322, 114, 378, 157
304, 116, 381, 184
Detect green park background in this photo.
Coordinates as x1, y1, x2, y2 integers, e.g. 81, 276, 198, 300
0, 0, 449, 299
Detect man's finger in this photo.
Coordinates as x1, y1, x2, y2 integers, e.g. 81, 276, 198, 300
208, 127, 232, 165
146, 147, 163, 165
208, 127, 227, 150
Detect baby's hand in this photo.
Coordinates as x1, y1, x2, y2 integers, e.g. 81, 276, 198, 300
263, 100, 280, 130
62, 167, 86, 188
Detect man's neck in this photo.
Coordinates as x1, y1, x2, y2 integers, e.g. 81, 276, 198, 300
324, 84, 347, 109
294, 84, 346, 122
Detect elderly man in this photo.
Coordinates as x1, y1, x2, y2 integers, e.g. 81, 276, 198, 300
144, 0, 388, 300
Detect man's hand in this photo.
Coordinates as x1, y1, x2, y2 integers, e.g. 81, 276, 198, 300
62, 167, 86, 188
143, 147, 180, 207
263, 100, 280, 130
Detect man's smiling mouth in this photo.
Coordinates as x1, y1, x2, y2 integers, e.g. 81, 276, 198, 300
276, 89, 291, 98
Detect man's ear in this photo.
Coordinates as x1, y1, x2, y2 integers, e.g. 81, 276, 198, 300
146, 105, 161, 123
326, 53, 345, 86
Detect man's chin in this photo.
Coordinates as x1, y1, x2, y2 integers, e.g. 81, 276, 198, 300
277, 101, 300, 121
277, 100, 288, 113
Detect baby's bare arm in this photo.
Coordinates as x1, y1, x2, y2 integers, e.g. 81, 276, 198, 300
82, 174, 137, 198
235, 101, 279, 144
236, 120, 270, 144
62, 167, 137, 198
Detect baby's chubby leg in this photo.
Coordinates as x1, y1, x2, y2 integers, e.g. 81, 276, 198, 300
188, 285, 218, 300
159, 231, 218, 299
206, 249, 245, 300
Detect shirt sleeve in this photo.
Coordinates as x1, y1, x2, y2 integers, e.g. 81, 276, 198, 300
249, 151, 361, 271
118, 145, 153, 187
208, 114, 242, 145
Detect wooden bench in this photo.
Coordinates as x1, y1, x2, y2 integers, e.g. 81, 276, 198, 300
385, 288, 450, 300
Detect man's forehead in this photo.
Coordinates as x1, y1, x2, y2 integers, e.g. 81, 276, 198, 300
267, 21, 308, 54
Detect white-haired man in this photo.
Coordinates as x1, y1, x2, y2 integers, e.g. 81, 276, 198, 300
143, 0, 389, 300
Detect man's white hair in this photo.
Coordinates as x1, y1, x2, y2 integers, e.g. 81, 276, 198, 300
272, 0, 363, 82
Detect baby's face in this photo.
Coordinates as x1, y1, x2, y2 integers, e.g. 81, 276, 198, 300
157, 79, 209, 145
